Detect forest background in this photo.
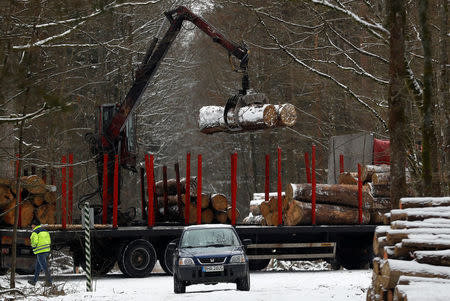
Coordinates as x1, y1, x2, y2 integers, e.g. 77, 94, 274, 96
0, 0, 448, 222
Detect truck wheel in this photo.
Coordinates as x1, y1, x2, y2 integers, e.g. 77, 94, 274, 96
82, 255, 116, 276
236, 271, 250, 291
159, 239, 178, 275
120, 239, 156, 278
249, 259, 270, 271
174, 275, 185, 294
337, 244, 371, 270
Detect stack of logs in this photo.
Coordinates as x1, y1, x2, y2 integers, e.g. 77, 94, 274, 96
243, 165, 405, 226
367, 197, 450, 301
0, 175, 56, 227
154, 177, 239, 224
198, 103, 297, 134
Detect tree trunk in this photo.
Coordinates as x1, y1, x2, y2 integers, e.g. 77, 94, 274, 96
286, 183, 373, 208
211, 194, 228, 211
387, 0, 408, 209
414, 250, 450, 266
284, 200, 370, 225
198, 104, 279, 134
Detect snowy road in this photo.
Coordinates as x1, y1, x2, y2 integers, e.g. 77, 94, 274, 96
15, 269, 372, 301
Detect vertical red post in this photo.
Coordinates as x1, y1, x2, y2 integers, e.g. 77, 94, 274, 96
163, 166, 168, 216
197, 155, 202, 225
265, 154, 270, 202
277, 148, 282, 226
61, 156, 67, 229
42, 168, 47, 184
358, 163, 363, 224
102, 154, 109, 225
140, 167, 146, 220
113, 155, 119, 228
311, 145, 316, 225
68, 153, 74, 224
184, 153, 191, 225
145, 154, 155, 227
339, 154, 344, 174
15, 156, 22, 228
175, 163, 182, 218
304, 152, 311, 184
231, 153, 237, 226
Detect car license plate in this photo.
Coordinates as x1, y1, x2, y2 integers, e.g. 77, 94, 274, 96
202, 265, 224, 272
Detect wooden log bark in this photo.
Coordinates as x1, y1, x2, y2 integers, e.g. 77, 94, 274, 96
374, 236, 388, 257
274, 103, 297, 126
259, 201, 270, 217
381, 259, 450, 289
386, 228, 450, 245
394, 282, 450, 301
198, 104, 279, 134
0, 177, 12, 186
286, 183, 373, 208
400, 197, 450, 209
268, 196, 289, 212
401, 238, 450, 250
391, 219, 450, 229
249, 204, 261, 216
32, 195, 44, 207
226, 206, 240, 221
361, 165, 390, 182
44, 191, 56, 205
284, 200, 370, 225
155, 177, 196, 196
397, 275, 450, 285
372, 172, 411, 185
201, 208, 214, 224
0, 185, 13, 208
20, 201, 34, 227
414, 249, 450, 267
211, 194, 228, 211
215, 210, 227, 224
390, 207, 450, 222
20, 175, 47, 194
157, 195, 180, 206
338, 172, 358, 185
35, 203, 56, 225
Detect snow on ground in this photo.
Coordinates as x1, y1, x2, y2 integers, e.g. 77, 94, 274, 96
1, 264, 372, 301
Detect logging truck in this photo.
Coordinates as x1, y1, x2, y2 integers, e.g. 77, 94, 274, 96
0, 7, 384, 277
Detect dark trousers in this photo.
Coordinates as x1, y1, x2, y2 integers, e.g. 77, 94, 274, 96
33, 252, 51, 283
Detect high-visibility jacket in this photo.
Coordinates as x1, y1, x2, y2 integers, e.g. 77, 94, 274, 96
30, 225, 51, 254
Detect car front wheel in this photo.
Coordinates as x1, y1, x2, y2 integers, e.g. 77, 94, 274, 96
174, 275, 185, 294
236, 271, 250, 291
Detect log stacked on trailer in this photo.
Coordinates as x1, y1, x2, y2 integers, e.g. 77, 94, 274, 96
0, 175, 56, 227
367, 197, 450, 301
154, 176, 238, 224
198, 102, 297, 134
242, 192, 286, 225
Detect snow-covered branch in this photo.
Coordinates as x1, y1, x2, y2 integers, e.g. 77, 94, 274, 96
257, 17, 388, 130
0, 103, 48, 123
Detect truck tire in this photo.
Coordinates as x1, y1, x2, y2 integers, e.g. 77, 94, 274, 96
120, 239, 156, 278
82, 255, 116, 276
159, 239, 178, 275
248, 259, 270, 271
336, 243, 371, 270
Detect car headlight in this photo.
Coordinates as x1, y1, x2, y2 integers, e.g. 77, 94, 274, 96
230, 255, 246, 263
178, 257, 195, 266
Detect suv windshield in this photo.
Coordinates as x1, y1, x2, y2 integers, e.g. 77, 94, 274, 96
180, 228, 240, 248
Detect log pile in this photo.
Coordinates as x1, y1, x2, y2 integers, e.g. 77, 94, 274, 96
0, 175, 56, 227
154, 177, 239, 224
367, 197, 450, 301
242, 192, 286, 225
198, 103, 297, 134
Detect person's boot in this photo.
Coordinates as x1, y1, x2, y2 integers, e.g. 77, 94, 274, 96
28, 279, 36, 286
44, 270, 52, 286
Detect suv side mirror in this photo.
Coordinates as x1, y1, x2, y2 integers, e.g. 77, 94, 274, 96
242, 239, 252, 246
167, 242, 178, 251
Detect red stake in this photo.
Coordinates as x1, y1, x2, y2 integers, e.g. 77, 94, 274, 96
113, 155, 119, 228
277, 147, 282, 226
311, 146, 316, 225
265, 154, 270, 202
61, 156, 67, 229
145, 154, 155, 227
68, 153, 74, 224
102, 154, 109, 225
175, 163, 182, 218
163, 166, 168, 216
197, 155, 202, 225
140, 167, 146, 220
185, 153, 191, 225
304, 152, 311, 184
339, 154, 344, 174
358, 163, 363, 224
231, 153, 237, 226
15, 156, 21, 228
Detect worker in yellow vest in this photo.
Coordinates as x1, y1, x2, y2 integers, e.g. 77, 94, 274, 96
28, 224, 52, 286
